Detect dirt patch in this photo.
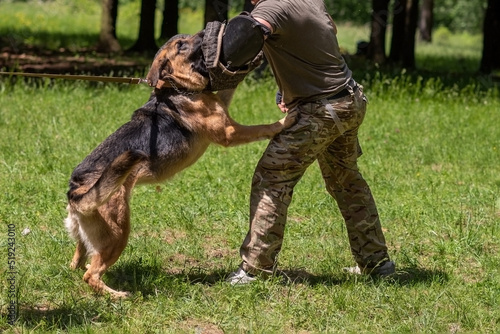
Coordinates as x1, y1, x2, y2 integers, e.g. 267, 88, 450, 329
179, 319, 224, 334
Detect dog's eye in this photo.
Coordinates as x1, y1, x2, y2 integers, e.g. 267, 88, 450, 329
176, 40, 188, 53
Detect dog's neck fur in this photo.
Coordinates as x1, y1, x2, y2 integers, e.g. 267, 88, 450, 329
155, 78, 208, 96
153, 86, 188, 98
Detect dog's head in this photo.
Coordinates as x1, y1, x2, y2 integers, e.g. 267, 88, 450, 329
146, 31, 209, 91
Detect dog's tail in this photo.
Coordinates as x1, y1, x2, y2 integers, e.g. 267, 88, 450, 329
67, 150, 147, 214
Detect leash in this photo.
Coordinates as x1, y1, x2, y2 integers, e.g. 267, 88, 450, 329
0, 71, 206, 95
0, 71, 151, 85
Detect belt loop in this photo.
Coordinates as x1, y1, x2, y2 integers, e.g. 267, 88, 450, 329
321, 98, 345, 135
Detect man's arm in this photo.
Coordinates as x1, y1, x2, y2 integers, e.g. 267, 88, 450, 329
253, 17, 273, 35
252, 17, 288, 112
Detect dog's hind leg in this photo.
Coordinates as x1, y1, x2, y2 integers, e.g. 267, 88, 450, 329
70, 241, 88, 270
65, 207, 89, 269
84, 248, 130, 298
81, 230, 131, 298
81, 186, 133, 298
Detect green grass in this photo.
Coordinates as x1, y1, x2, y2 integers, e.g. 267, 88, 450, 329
1, 75, 499, 333
1, 1, 500, 333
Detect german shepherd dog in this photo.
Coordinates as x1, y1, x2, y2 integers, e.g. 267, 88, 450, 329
64, 31, 294, 298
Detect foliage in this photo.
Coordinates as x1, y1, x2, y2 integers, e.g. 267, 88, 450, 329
0, 0, 488, 49
434, 0, 487, 33
329, 0, 487, 33
178, 0, 202, 11
178, 0, 487, 33
0, 0, 204, 51
325, 0, 372, 25
179, 0, 247, 12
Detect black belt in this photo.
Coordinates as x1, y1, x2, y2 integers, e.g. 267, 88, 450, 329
327, 84, 358, 100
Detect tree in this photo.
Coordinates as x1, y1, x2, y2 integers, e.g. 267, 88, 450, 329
480, 0, 500, 74
367, 0, 390, 64
204, 0, 229, 25
129, 0, 158, 53
161, 0, 179, 40
389, 0, 420, 68
419, 0, 434, 42
389, 0, 407, 64
96, 0, 121, 53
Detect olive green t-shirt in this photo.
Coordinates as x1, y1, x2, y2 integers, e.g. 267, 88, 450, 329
252, 0, 352, 108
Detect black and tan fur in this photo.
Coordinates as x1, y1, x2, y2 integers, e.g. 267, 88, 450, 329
64, 31, 294, 298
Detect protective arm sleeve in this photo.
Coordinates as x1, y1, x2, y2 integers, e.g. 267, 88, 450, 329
220, 13, 270, 69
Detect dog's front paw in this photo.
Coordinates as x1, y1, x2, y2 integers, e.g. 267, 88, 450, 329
279, 109, 298, 130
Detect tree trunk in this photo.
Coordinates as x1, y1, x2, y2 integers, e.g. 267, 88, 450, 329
480, 0, 500, 74
389, 0, 407, 63
129, 0, 158, 54
419, 0, 434, 42
96, 0, 121, 53
161, 0, 179, 40
389, 0, 419, 68
402, 0, 419, 68
204, 0, 229, 25
368, 0, 390, 64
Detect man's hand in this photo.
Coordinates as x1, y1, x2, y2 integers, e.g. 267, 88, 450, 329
279, 108, 297, 129
277, 102, 289, 113
275, 90, 288, 113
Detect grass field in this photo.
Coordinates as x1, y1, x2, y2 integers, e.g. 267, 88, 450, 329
1, 1, 500, 333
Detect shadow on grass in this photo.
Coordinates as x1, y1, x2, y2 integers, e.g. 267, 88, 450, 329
279, 266, 449, 287
104, 260, 228, 297
7, 264, 447, 331
0, 30, 147, 56
11, 299, 104, 331
105, 260, 449, 296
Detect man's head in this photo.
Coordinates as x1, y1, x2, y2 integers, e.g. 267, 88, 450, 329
250, 0, 262, 5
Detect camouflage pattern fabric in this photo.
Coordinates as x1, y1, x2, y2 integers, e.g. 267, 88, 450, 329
240, 85, 390, 276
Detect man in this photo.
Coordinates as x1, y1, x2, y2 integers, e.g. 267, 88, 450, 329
227, 0, 395, 284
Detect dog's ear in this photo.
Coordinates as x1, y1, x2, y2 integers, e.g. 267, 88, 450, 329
146, 58, 161, 87
146, 56, 172, 87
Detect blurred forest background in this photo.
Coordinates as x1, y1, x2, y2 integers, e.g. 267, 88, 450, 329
0, 0, 499, 76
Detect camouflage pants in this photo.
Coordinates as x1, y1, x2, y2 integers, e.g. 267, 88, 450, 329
240, 84, 390, 275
